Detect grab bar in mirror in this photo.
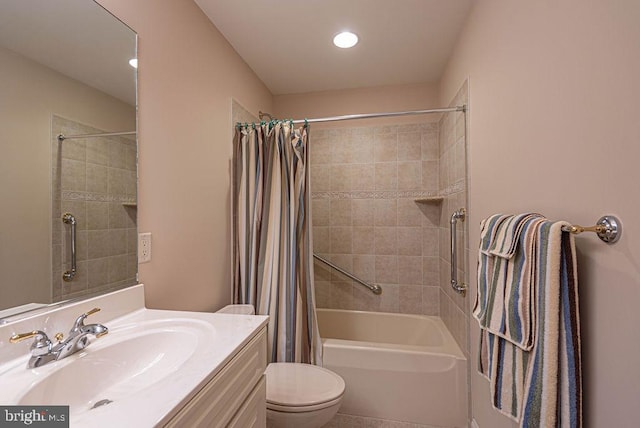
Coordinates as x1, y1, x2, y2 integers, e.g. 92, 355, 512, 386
450, 208, 467, 296
62, 213, 77, 282
313, 254, 382, 295
57, 131, 136, 141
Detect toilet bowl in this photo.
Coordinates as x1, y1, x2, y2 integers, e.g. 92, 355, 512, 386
265, 362, 344, 428
217, 305, 345, 428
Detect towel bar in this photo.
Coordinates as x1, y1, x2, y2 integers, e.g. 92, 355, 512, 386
562, 215, 621, 244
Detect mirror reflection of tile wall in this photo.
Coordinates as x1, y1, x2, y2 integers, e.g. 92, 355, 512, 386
52, 115, 137, 301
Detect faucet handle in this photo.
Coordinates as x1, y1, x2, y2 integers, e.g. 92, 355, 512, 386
9, 330, 44, 343
71, 307, 101, 332
84, 307, 101, 317
9, 330, 52, 356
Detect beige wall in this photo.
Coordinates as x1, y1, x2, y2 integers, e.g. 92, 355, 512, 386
97, 0, 273, 311
0, 45, 135, 310
440, 1, 640, 426
275, 83, 439, 125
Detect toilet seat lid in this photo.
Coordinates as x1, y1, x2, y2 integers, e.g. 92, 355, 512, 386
265, 363, 345, 408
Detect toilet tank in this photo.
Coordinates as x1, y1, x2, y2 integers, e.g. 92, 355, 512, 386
217, 304, 255, 315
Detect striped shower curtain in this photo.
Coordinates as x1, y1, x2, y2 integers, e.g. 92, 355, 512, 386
232, 121, 321, 365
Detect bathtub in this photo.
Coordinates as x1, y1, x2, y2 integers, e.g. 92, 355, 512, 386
317, 309, 467, 427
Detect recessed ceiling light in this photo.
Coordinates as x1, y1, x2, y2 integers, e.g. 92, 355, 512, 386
333, 31, 358, 49
129, 58, 138, 69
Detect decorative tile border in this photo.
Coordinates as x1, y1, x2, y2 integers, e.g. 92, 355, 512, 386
311, 183, 465, 200
439, 179, 465, 196
311, 190, 440, 200
62, 191, 136, 204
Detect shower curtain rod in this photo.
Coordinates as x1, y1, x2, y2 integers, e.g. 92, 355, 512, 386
255, 105, 466, 125
57, 131, 136, 141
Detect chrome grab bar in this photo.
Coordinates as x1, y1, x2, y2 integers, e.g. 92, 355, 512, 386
450, 208, 467, 296
313, 254, 382, 295
62, 213, 77, 282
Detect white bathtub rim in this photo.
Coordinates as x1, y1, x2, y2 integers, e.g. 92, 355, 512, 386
316, 308, 466, 360
317, 308, 444, 322
321, 337, 466, 361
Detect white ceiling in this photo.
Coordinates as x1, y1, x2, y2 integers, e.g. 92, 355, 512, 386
195, 0, 474, 95
0, 0, 137, 105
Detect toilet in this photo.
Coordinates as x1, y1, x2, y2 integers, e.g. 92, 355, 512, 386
217, 305, 345, 428
264, 362, 344, 428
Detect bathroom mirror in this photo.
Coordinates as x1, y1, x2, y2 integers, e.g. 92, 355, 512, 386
0, 0, 137, 318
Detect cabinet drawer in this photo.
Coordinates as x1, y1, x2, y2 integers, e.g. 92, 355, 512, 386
165, 327, 267, 428
228, 376, 266, 428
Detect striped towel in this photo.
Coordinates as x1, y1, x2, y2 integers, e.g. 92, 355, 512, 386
474, 215, 582, 427
474, 213, 545, 351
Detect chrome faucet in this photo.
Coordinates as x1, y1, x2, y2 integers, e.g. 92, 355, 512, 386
9, 307, 108, 368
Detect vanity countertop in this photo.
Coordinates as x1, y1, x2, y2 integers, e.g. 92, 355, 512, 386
0, 285, 268, 427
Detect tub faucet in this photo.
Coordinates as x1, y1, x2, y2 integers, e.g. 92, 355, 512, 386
9, 307, 108, 369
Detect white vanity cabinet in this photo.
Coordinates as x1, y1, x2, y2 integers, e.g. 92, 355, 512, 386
165, 327, 267, 428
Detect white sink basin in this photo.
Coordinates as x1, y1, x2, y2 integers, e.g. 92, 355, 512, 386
0, 308, 269, 427
18, 320, 204, 413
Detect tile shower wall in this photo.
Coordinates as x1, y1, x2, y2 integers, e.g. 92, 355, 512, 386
438, 81, 469, 356
52, 115, 137, 301
311, 122, 442, 315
